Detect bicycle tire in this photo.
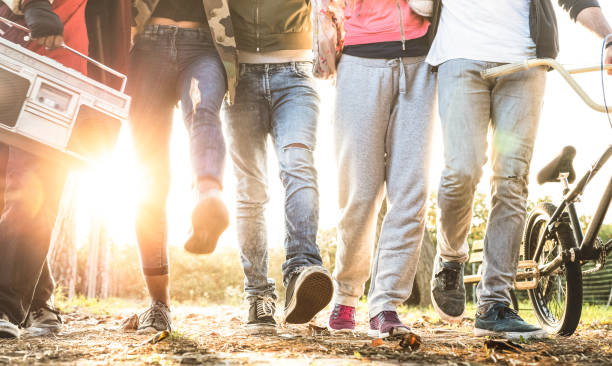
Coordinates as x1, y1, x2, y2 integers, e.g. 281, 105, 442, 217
522, 202, 582, 336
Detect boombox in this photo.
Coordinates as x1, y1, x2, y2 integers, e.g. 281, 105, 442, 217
0, 18, 130, 166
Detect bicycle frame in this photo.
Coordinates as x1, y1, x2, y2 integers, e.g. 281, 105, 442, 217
482, 59, 612, 276
536, 145, 612, 277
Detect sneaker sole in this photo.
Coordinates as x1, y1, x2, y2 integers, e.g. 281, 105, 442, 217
184, 195, 229, 255
474, 327, 549, 340
284, 267, 333, 324
430, 281, 465, 324
327, 326, 355, 334
136, 326, 169, 335
27, 323, 61, 331
0, 323, 19, 339
245, 324, 277, 335
367, 326, 412, 340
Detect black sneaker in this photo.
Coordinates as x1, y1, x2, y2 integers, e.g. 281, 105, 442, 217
26, 305, 62, 332
246, 295, 277, 334
431, 255, 465, 323
284, 266, 333, 324
475, 302, 547, 340
0, 313, 19, 339
137, 301, 172, 334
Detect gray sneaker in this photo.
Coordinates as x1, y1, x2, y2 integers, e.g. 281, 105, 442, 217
137, 301, 172, 334
246, 295, 277, 335
27, 305, 62, 331
430, 255, 465, 323
475, 302, 547, 340
0, 313, 19, 339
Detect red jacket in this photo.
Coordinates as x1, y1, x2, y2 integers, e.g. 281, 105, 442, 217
0, 0, 130, 86
0, 0, 89, 74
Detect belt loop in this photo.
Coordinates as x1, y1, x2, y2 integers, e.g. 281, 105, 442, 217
398, 57, 406, 94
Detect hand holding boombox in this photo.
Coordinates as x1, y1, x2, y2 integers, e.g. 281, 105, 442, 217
24, 0, 64, 50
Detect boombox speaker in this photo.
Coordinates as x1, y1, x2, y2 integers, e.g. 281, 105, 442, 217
0, 17, 130, 166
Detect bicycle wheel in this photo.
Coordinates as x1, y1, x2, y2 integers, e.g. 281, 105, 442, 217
522, 202, 582, 336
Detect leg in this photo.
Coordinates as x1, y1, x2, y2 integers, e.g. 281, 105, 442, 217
127, 35, 178, 309
268, 62, 331, 324
367, 57, 436, 318
269, 63, 323, 283
431, 59, 492, 323
177, 34, 229, 254
0, 148, 67, 325
331, 55, 390, 309
477, 66, 547, 309
223, 66, 275, 301
436, 59, 492, 262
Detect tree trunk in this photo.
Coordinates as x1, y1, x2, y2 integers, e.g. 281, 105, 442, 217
85, 214, 111, 299
49, 174, 80, 299
405, 230, 435, 307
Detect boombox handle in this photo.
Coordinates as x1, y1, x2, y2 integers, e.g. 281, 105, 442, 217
0, 16, 127, 93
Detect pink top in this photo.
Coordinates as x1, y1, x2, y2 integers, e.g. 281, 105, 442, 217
343, 0, 430, 46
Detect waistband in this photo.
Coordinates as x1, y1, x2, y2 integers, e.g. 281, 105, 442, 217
141, 24, 211, 39
239, 61, 312, 73
339, 54, 426, 67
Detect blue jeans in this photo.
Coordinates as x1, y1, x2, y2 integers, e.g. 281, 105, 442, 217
223, 62, 323, 299
127, 25, 227, 276
0, 147, 66, 324
435, 59, 546, 309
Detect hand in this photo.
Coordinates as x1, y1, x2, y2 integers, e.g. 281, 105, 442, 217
24, 0, 64, 50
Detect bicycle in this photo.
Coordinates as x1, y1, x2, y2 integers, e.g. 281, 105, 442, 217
480, 57, 612, 336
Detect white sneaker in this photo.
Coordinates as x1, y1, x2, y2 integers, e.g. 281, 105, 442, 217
0, 313, 19, 339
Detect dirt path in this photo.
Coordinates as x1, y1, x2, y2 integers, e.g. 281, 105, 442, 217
0, 305, 610, 365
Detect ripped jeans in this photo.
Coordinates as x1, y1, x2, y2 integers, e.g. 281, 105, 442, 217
435, 59, 546, 309
223, 62, 323, 300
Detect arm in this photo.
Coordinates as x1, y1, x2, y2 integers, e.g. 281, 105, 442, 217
575, 7, 612, 74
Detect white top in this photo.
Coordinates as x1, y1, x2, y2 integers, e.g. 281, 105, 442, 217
426, 0, 537, 66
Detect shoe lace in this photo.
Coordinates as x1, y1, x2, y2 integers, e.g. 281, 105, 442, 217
142, 301, 171, 329
32, 305, 60, 320
378, 311, 401, 324
497, 305, 522, 321
332, 304, 353, 320
437, 267, 459, 290
256, 296, 275, 318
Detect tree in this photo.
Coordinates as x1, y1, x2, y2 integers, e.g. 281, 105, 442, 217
49, 175, 80, 299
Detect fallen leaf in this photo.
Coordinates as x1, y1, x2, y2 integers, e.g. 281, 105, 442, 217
308, 324, 330, 337
399, 332, 422, 352
120, 314, 139, 331
484, 339, 523, 353
141, 330, 169, 345
371, 338, 383, 347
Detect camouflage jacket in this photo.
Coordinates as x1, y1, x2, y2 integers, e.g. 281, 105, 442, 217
132, 0, 238, 103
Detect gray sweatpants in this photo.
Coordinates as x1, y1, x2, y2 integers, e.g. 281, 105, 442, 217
332, 54, 436, 318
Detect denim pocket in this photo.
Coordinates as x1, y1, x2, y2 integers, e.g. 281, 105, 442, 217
292, 61, 314, 78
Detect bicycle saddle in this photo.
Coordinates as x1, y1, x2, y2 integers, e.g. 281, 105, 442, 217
537, 146, 576, 185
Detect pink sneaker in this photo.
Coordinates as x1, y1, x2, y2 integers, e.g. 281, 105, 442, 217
328, 304, 355, 331
368, 310, 411, 339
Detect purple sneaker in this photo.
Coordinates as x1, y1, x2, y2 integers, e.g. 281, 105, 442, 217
368, 311, 411, 338
328, 304, 355, 331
